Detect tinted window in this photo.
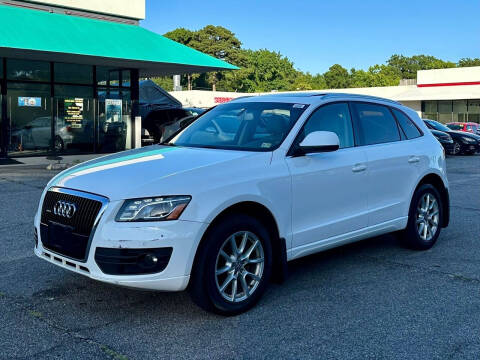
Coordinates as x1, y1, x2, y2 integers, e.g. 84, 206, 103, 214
447, 124, 462, 130
299, 102, 354, 149
54, 63, 93, 84
353, 103, 400, 145
392, 108, 421, 139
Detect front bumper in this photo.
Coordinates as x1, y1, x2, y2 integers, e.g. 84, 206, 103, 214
34, 199, 208, 291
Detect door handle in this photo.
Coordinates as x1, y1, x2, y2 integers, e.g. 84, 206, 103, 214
408, 156, 420, 164
352, 164, 367, 173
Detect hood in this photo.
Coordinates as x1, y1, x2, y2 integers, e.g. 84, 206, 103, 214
49, 145, 260, 200
430, 129, 449, 137
139, 80, 182, 109
449, 130, 480, 140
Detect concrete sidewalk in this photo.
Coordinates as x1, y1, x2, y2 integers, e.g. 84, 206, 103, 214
0, 153, 107, 170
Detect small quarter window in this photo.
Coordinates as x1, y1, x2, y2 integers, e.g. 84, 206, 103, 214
392, 108, 421, 139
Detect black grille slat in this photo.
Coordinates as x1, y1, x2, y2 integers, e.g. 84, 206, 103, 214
40, 190, 104, 261
41, 191, 102, 236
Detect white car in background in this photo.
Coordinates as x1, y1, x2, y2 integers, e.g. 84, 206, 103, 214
34, 93, 450, 315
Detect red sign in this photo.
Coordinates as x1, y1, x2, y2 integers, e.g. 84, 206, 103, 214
214, 97, 234, 104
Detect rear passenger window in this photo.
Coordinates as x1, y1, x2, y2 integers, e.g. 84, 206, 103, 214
392, 108, 421, 139
352, 103, 400, 145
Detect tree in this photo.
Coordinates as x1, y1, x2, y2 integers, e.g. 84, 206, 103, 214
387, 54, 455, 79
189, 25, 246, 91
350, 65, 401, 88
163, 28, 195, 90
458, 58, 480, 67
324, 64, 351, 89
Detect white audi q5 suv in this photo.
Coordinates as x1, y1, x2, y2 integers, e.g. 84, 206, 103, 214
34, 93, 449, 315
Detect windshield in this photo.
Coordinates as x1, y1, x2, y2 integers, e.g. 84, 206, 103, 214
168, 102, 308, 151
425, 120, 450, 132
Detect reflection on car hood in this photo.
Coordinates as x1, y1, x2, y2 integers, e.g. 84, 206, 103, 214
47, 145, 260, 200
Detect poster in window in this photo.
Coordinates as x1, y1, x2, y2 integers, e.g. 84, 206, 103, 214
18, 97, 41, 107
105, 99, 122, 123
64, 98, 84, 129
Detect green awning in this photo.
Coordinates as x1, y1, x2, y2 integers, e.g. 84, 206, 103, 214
0, 4, 238, 76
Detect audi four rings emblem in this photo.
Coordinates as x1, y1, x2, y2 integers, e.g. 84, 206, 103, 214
53, 201, 77, 218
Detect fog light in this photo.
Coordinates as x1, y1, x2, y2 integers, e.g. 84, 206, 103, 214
139, 253, 158, 269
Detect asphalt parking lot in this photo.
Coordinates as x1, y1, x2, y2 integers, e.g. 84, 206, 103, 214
0, 155, 479, 360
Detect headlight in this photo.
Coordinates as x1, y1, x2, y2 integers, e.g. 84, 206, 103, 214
116, 196, 191, 222
461, 136, 476, 144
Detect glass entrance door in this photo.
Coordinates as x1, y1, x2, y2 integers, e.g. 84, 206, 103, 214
7, 83, 51, 156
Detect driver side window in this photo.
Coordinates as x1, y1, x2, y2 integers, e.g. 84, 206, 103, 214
300, 102, 354, 149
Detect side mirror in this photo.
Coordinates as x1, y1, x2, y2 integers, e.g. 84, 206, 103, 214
295, 131, 340, 156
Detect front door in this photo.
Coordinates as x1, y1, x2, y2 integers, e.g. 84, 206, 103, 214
286, 102, 369, 248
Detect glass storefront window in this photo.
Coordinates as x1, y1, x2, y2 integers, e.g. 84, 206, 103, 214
54, 85, 93, 98
422, 100, 438, 121
97, 66, 121, 87
452, 100, 468, 122
54, 63, 93, 85
438, 101, 452, 123
468, 100, 480, 123
7, 82, 52, 155
55, 97, 94, 153
6, 59, 50, 82
122, 70, 130, 87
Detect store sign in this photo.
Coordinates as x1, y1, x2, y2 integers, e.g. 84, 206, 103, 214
64, 98, 84, 129
18, 97, 41, 107
106, 99, 122, 122
214, 97, 234, 104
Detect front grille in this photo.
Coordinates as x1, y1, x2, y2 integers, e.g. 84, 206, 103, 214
41, 191, 102, 236
40, 189, 106, 261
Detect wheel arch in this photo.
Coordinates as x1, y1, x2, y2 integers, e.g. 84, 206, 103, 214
413, 173, 450, 228
190, 201, 288, 286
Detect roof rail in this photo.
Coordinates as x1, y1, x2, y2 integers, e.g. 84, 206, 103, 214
321, 92, 401, 105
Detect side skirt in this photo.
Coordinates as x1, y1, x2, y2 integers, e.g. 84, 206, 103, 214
287, 217, 408, 261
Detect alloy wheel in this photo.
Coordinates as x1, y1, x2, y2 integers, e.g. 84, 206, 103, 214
416, 193, 439, 242
215, 231, 264, 303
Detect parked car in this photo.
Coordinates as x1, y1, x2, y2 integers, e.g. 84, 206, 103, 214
430, 129, 454, 154
446, 122, 480, 135
184, 107, 206, 118
139, 80, 199, 144
11, 116, 73, 151
35, 93, 450, 315
424, 119, 480, 155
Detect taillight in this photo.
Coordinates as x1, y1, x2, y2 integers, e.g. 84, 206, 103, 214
66, 126, 72, 132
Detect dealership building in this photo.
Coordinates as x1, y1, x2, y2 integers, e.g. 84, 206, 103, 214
172, 66, 480, 125
0, 0, 236, 158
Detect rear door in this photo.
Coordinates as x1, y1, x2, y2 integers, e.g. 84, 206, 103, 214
350, 102, 421, 226
287, 102, 369, 248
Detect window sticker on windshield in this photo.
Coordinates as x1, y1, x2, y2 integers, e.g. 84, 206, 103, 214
261, 143, 272, 148
293, 104, 306, 109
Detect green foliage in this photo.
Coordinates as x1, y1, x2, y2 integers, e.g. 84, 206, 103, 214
458, 58, 480, 67
324, 64, 351, 89
387, 54, 455, 79
161, 26, 477, 92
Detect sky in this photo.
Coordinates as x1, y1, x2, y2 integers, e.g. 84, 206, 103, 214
141, 0, 479, 75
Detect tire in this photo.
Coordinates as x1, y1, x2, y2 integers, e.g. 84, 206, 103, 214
400, 184, 443, 250
189, 213, 272, 315
452, 141, 461, 155
54, 136, 64, 151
